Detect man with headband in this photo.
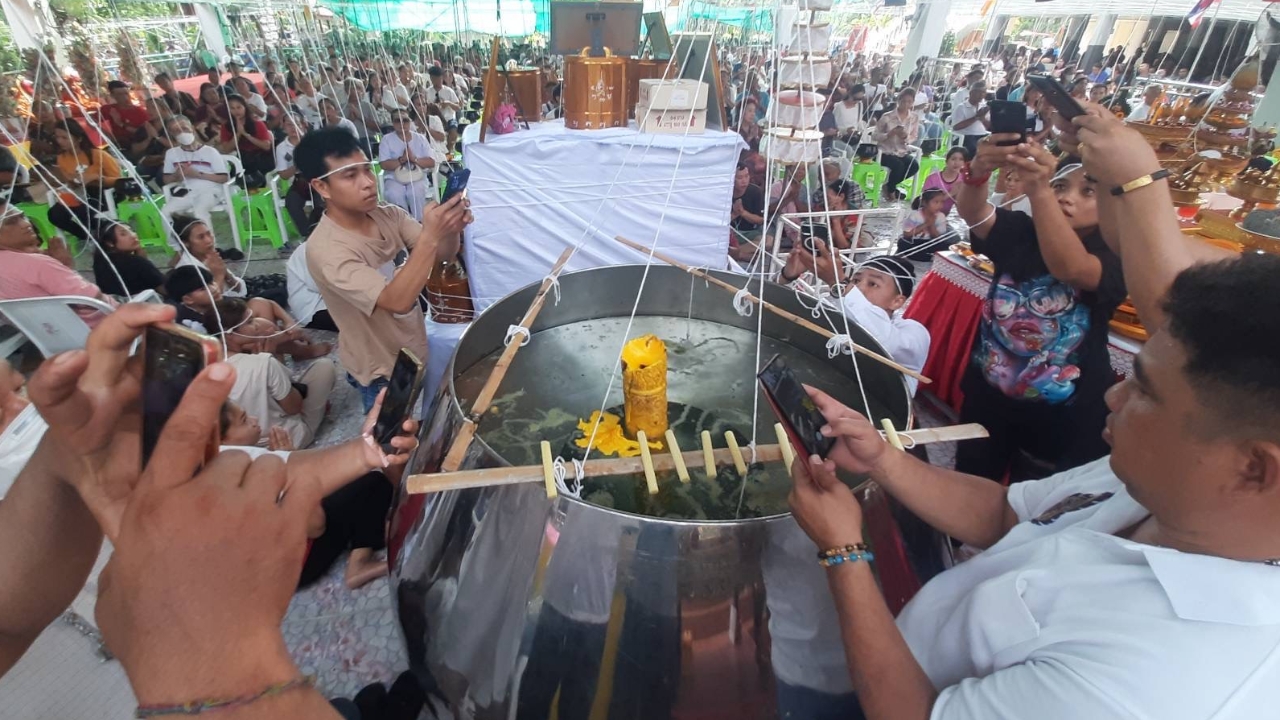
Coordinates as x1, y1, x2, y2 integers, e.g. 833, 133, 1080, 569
781, 237, 930, 395
295, 127, 470, 413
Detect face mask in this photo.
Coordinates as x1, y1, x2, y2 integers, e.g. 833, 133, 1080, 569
176, 132, 196, 146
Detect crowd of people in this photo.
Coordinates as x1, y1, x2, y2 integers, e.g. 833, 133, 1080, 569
0, 35, 1278, 720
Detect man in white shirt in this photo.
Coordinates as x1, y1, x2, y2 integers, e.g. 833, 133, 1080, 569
949, 68, 984, 111
784, 112, 1280, 720
293, 76, 324, 129
424, 66, 461, 153
276, 112, 325, 239
1126, 83, 1164, 123
160, 115, 230, 248
949, 81, 990, 154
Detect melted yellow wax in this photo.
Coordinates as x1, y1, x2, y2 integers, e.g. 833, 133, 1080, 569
574, 410, 663, 457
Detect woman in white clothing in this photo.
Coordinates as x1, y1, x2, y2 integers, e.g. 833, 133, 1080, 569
378, 108, 439, 221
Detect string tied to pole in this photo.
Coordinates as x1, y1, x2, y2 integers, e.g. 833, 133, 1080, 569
543, 274, 561, 306
732, 286, 754, 317
504, 325, 531, 347
553, 456, 585, 498
826, 333, 856, 359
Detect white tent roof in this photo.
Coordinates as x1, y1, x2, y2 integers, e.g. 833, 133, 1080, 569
945, 0, 1270, 23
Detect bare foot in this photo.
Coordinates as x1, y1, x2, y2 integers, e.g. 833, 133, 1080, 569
344, 548, 388, 589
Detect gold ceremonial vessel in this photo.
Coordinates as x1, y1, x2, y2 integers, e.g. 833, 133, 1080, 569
626, 57, 671, 119
564, 47, 628, 130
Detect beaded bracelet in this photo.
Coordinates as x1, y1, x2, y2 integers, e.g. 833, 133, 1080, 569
819, 550, 875, 568
817, 543, 870, 560
135, 675, 315, 717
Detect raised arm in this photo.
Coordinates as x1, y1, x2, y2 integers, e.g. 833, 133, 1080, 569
376, 195, 470, 315
1010, 143, 1102, 290
1073, 112, 1234, 328
954, 133, 1020, 238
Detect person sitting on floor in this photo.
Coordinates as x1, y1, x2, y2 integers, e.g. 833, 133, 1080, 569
202, 298, 337, 451
897, 188, 951, 262
218, 396, 404, 590
163, 265, 220, 333
0, 202, 114, 325
92, 222, 164, 298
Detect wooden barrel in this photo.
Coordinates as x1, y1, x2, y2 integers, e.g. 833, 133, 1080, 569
626, 58, 670, 119
563, 48, 628, 130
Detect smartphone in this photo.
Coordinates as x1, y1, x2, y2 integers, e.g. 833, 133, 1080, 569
757, 354, 835, 459
440, 167, 471, 204
988, 100, 1029, 146
373, 348, 425, 453
802, 235, 826, 255
1027, 74, 1085, 121
141, 324, 222, 467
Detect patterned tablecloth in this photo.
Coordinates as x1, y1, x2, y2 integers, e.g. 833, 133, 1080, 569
905, 251, 1143, 412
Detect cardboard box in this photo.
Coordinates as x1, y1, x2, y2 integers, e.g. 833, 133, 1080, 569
637, 79, 709, 111
636, 104, 707, 134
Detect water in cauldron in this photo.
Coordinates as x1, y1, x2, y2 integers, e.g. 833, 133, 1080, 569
452, 315, 895, 520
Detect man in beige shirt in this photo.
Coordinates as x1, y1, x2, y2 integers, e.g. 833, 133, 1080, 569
295, 127, 470, 412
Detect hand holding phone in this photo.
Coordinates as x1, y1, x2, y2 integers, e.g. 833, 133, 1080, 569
440, 167, 471, 204
1026, 74, 1085, 121
372, 349, 425, 454
142, 324, 223, 466
988, 100, 1030, 146
758, 354, 836, 460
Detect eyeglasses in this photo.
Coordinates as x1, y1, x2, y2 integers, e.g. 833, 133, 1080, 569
992, 283, 1076, 321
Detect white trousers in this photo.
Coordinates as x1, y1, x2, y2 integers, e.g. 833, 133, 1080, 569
383, 178, 430, 222
161, 186, 223, 250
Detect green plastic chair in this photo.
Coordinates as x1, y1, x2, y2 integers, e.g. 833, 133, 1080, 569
115, 198, 173, 255
16, 202, 72, 253
904, 155, 948, 202
851, 161, 889, 208
230, 188, 286, 251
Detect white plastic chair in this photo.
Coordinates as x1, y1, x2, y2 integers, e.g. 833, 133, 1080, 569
267, 171, 293, 247
0, 296, 115, 358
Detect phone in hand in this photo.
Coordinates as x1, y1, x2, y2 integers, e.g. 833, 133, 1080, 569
1026, 74, 1086, 121
142, 324, 222, 467
373, 349, 425, 454
758, 354, 835, 460
988, 100, 1030, 146
440, 167, 471, 204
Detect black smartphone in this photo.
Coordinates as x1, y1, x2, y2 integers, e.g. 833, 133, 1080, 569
440, 167, 471, 204
142, 324, 221, 467
757, 354, 835, 459
988, 100, 1029, 146
802, 235, 826, 255
1027, 74, 1085, 121
374, 348, 425, 454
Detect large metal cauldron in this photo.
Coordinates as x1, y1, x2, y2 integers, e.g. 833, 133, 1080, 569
389, 265, 931, 720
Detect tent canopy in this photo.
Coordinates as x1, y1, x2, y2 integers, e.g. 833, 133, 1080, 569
318, 0, 548, 34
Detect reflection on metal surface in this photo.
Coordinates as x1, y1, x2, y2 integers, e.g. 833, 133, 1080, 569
389, 265, 938, 719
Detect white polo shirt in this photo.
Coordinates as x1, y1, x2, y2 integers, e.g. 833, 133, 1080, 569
897, 458, 1280, 719
949, 98, 988, 137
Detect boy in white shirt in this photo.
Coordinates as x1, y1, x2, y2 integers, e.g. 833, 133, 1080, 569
780, 242, 930, 395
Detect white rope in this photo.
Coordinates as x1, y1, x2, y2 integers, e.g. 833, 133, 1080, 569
504, 325, 530, 347
544, 274, 561, 306
553, 456, 585, 499
731, 286, 754, 317
826, 333, 856, 359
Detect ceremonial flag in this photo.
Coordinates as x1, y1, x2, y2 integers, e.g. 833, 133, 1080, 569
1187, 0, 1218, 28
980, 0, 996, 16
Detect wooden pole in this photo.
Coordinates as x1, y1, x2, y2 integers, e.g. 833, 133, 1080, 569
408, 423, 987, 495
440, 247, 576, 472
478, 37, 502, 143
614, 235, 932, 385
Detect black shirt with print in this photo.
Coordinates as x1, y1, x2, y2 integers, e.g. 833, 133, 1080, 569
968, 208, 1126, 406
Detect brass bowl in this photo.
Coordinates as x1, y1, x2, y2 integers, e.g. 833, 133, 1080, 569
1196, 128, 1248, 147
1205, 111, 1251, 131
1228, 180, 1280, 205
1235, 223, 1280, 255
1206, 154, 1250, 176
1168, 187, 1205, 205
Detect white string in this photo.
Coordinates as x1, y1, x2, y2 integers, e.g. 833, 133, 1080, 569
503, 324, 530, 347
552, 456, 584, 499
826, 334, 856, 359
544, 274, 561, 306
731, 286, 754, 317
